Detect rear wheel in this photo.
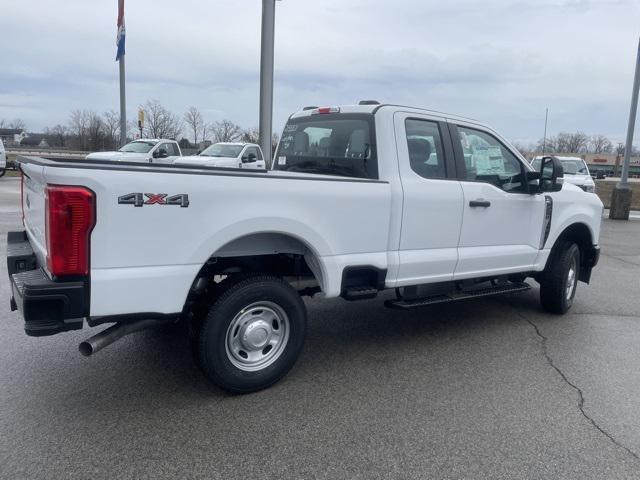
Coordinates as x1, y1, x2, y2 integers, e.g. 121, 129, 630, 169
194, 275, 307, 393
540, 242, 580, 314
0, 168, 5, 178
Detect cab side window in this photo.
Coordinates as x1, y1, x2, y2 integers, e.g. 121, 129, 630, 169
166, 143, 179, 156
158, 143, 177, 156
245, 147, 261, 161
456, 126, 526, 193
405, 119, 446, 180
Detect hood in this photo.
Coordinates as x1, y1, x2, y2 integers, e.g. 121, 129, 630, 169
85, 151, 150, 161
562, 174, 594, 187
173, 155, 239, 167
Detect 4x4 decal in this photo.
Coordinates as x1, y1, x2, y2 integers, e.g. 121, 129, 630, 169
118, 193, 190, 208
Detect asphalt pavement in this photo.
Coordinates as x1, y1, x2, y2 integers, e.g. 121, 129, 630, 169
1, 175, 640, 479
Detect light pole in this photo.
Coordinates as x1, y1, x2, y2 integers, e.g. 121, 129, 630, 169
610, 37, 640, 220
259, 0, 279, 167
615, 142, 623, 177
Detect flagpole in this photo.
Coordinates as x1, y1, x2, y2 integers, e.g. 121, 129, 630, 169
117, 0, 127, 147
119, 56, 127, 146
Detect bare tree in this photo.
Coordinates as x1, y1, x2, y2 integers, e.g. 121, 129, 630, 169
241, 127, 260, 144
511, 142, 533, 157
535, 136, 557, 154
201, 122, 211, 143
9, 119, 26, 131
555, 131, 588, 153
142, 100, 182, 139
88, 112, 106, 151
68, 109, 91, 150
184, 106, 204, 145
44, 124, 69, 147
589, 134, 613, 154
103, 110, 121, 149
211, 119, 242, 143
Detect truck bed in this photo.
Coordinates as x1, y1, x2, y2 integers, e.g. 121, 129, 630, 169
17, 155, 392, 318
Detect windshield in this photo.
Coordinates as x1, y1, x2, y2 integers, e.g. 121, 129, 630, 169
273, 113, 377, 179
531, 158, 588, 175
200, 144, 244, 158
560, 159, 588, 175
119, 141, 158, 153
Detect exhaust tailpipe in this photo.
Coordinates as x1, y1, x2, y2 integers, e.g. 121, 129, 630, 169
79, 319, 165, 357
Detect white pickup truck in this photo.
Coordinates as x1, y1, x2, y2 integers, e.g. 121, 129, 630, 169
85, 139, 182, 164
7, 103, 602, 393
174, 142, 267, 169
532, 156, 596, 193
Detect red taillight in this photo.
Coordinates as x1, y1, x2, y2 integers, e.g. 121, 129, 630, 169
45, 185, 95, 277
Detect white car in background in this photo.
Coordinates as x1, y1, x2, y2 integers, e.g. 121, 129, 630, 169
0, 139, 6, 177
532, 156, 596, 193
85, 139, 182, 164
174, 143, 266, 169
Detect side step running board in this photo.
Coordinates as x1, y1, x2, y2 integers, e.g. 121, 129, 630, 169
385, 282, 531, 309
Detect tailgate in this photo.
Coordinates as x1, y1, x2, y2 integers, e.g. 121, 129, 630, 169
20, 162, 48, 271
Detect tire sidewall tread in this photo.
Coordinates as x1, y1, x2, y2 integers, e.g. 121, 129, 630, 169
540, 241, 580, 314
196, 275, 307, 394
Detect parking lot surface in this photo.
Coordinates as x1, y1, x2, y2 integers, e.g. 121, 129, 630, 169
1, 176, 640, 479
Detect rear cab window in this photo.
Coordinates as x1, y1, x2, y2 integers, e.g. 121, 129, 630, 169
274, 113, 378, 179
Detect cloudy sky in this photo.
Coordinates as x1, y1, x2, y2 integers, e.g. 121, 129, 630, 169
2, 0, 639, 144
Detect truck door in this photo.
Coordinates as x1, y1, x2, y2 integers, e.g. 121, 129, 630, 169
241, 146, 266, 169
449, 122, 546, 279
394, 112, 464, 285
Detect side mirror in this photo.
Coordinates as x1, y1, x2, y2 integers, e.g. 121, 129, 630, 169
539, 156, 564, 192
242, 153, 257, 163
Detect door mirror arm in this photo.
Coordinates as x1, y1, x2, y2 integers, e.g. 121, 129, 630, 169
524, 171, 541, 195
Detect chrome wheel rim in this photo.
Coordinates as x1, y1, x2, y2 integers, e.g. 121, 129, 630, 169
566, 258, 577, 301
225, 301, 290, 372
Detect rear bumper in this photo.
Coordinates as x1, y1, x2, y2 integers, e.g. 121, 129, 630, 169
7, 231, 87, 337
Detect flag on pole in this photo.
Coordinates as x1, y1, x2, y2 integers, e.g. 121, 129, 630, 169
116, 0, 125, 61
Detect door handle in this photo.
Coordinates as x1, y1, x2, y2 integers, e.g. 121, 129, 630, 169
469, 199, 491, 208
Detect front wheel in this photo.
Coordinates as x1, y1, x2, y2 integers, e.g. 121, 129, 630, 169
540, 242, 580, 314
194, 275, 307, 393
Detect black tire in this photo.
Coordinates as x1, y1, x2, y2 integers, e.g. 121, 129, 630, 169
540, 241, 580, 314
194, 275, 307, 394
0, 168, 5, 178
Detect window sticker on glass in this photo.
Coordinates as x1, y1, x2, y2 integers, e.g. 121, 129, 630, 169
487, 146, 505, 171
278, 156, 287, 165
284, 125, 298, 133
